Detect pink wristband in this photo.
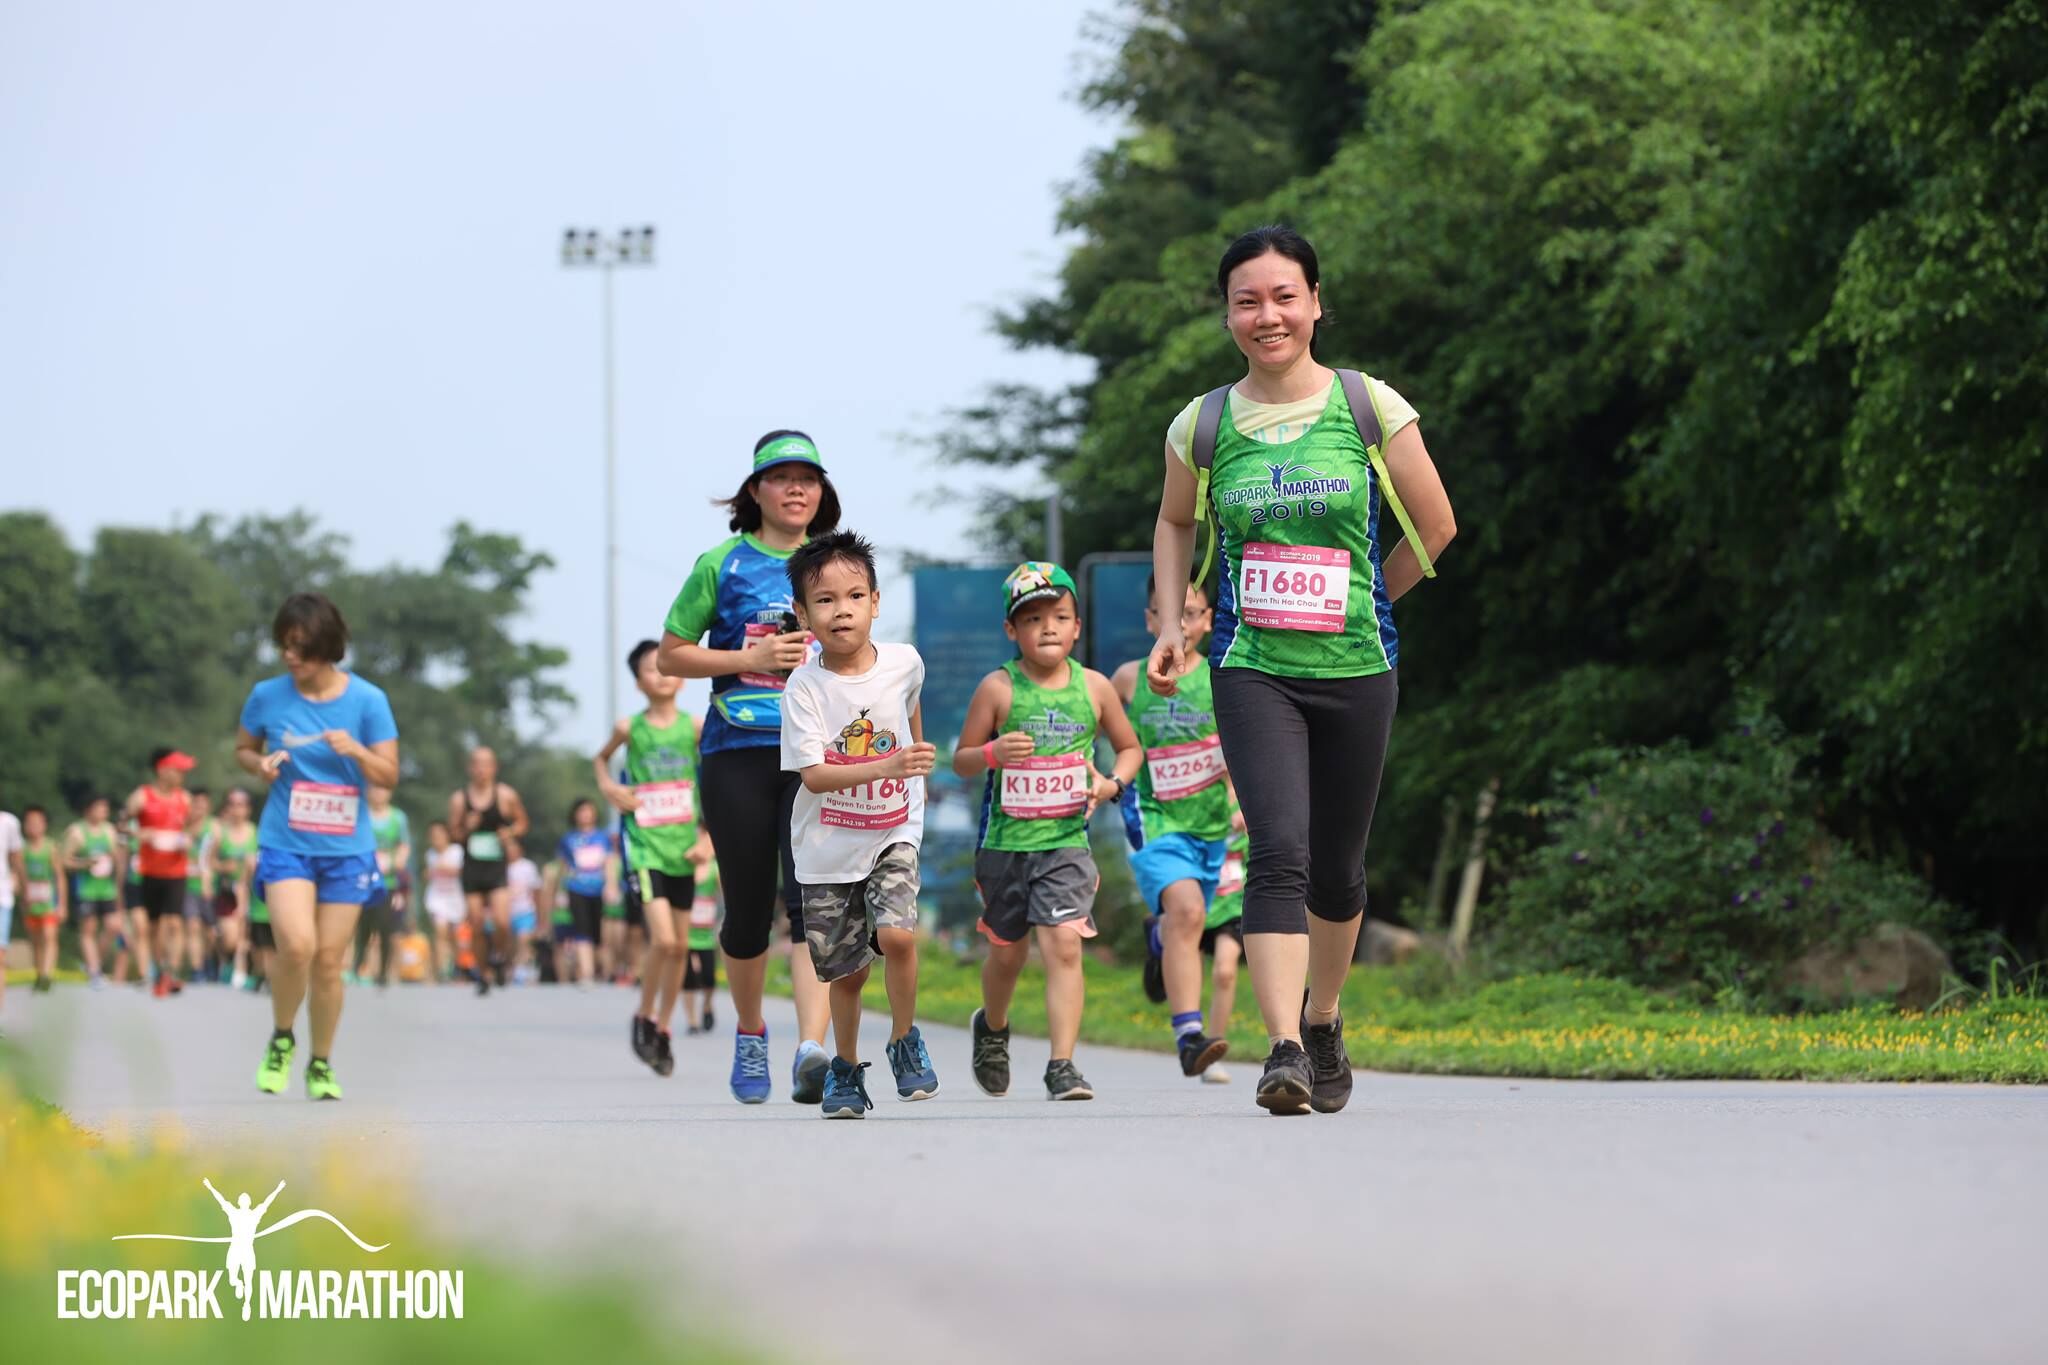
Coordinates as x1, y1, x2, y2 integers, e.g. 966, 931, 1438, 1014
983, 740, 1001, 770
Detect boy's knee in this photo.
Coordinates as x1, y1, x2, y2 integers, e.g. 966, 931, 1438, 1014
1039, 930, 1083, 968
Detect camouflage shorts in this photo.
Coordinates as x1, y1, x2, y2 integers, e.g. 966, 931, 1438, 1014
800, 841, 921, 982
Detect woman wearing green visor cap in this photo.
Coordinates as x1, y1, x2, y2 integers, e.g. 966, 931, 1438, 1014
655, 431, 839, 1104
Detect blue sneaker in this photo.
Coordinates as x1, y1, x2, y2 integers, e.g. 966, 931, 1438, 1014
791, 1039, 830, 1105
885, 1026, 940, 1101
821, 1057, 874, 1119
730, 1029, 771, 1104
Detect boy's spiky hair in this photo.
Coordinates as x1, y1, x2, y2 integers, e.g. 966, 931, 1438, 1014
787, 529, 879, 602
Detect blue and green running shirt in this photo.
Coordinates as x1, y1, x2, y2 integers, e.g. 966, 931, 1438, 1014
1196, 377, 1406, 679
664, 533, 811, 755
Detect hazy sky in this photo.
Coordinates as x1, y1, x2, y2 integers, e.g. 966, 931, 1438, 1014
1, 1, 1103, 738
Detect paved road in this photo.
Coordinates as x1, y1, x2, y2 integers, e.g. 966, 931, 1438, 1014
12, 980, 2045, 1365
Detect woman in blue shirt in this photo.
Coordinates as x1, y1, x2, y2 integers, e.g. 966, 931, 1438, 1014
555, 797, 615, 986
234, 592, 400, 1102
656, 429, 837, 1103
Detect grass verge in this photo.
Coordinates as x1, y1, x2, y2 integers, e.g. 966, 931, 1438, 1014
768, 953, 2048, 1083
0, 1070, 764, 1362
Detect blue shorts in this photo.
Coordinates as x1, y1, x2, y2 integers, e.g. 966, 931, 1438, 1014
511, 909, 537, 937
256, 848, 385, 906
1128, 833, 1227, 917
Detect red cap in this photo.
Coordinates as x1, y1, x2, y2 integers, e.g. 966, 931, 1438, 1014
156, 751, 197, 772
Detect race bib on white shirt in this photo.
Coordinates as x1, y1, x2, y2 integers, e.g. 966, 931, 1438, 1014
999, 753, 1090, 819
819, 752, 911, 830
1238, 542, 1350, 633
287, 782, 360, 836
636, 780, 696, 828
1145, 734, 1225, 801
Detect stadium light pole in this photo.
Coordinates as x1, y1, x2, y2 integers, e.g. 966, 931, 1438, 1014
561, 226, 655, 725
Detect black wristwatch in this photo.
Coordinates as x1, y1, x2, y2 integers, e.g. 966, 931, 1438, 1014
1110, 775, 1128, 801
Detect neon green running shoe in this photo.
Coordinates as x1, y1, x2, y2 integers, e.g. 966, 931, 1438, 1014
255, 1031, 294, 1094
305, 1058, 343, 1101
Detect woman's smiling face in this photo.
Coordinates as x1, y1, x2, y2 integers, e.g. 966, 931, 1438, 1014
1225, 249, 1321, 370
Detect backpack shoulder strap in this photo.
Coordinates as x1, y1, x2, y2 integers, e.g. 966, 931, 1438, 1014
1189, 385, 1233, 586
1190, 385, 1231, 471
1337, 368, 1434, 579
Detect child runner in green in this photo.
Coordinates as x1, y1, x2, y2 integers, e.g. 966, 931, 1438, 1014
684, 857, 721, 1033
780, 530, 940, 1117
596, 640, 710, 1079
20, 806, 68, 992
63, 796, 123, 987
1112, 574, 1233, 1079
953, 562, 1144, 1101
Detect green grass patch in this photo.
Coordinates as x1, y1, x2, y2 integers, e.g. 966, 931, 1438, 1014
0, 1074, 766, 1362
768, 953, 2048, 1083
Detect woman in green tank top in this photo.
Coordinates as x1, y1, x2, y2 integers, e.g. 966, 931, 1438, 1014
212, 788, 261, 987
1145, 226, 1458, 1117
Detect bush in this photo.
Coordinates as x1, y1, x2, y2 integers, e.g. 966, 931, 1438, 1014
1491, 718, 1951, 1003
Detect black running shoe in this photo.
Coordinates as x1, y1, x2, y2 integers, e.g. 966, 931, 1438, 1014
1256, 1040, 1313, 1115
631, 1015, 656, 1064
1178, 1031, 1229, 1078
1301, 1010, 1354, 1114
652, 1028, 675, 1077
1044, 1059, 1094, 1101
970, 1007, 1011, 1097
474, 967, 490, 997
1141, 918, 1167, 1004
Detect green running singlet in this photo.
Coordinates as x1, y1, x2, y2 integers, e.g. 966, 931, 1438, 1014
979, 659, 1098, 854
1124, 658, 1229, 843
1210, 379, 1400, 678
622, 710, 701, 876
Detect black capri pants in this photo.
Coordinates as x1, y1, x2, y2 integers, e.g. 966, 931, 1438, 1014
697, 745, 802, 959
1212, 667, 1398, 935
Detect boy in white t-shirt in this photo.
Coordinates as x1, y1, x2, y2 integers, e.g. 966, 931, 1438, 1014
780, 530, 939, 1118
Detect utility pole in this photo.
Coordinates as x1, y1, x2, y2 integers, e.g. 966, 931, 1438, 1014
561, 226, 655, 723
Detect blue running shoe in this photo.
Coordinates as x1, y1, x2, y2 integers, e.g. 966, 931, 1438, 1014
821, 1057, 874, 1119
885, 1026, 940, 1101
730, 1029, 771, 1104
791, 1039, 830, 1105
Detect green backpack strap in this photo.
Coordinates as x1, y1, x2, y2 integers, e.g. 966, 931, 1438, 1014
1189, 384, 1232, 588
1336, 368, 1433, 579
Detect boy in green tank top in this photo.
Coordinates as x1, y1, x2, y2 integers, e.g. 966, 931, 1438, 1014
1112, 575, 1234, 1079
64, 795, 124, 986
596, 639, 711, 1076
21, 806, 67, 992
953, 562, 1143, 1102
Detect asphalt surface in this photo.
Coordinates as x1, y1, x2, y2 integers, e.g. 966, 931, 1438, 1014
12, 977, 2046, 1365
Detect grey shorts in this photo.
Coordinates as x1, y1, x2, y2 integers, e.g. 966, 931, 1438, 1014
974, 846, 1099, 946
800, 841, 921, 983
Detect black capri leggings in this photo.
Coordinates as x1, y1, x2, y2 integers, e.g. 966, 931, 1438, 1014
1212, 667, 1398, 935
697, 745, 801, 959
